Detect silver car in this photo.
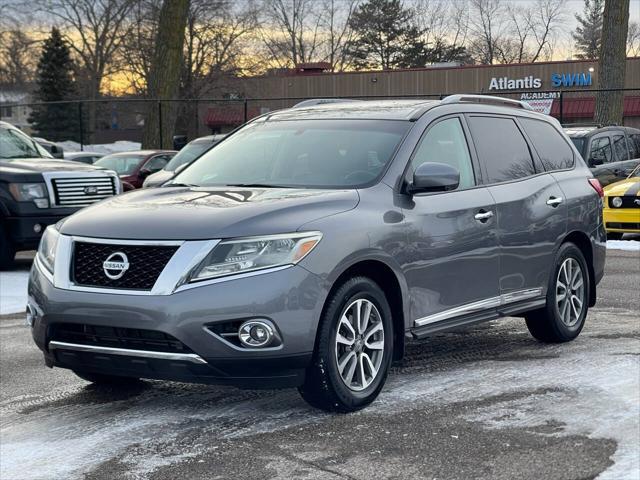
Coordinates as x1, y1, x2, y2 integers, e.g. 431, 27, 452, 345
28, 96, 606, 412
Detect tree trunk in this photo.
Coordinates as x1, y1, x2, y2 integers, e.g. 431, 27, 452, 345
595, 0, 630, 126
142, 0, 190, 149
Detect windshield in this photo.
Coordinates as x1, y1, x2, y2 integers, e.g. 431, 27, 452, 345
0, 127, 52, 160
569, 137, 585, 155
173, 120, 409, 188
164, 142, 212, 171
95, 154, 144, 175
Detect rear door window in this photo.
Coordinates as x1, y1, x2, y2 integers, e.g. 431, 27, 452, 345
612, 134, 629, 161
467, 116, 536, 184
520, 118, 574, 171
589, 136, 613, 164
627, 133, 640, 159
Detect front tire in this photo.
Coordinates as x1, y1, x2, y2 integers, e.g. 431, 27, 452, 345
299, 276, 393, 412
0, 223, 15, 270
525, 242, 590, 343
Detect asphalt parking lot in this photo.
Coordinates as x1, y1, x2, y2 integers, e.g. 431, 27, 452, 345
0, 250, 638, 480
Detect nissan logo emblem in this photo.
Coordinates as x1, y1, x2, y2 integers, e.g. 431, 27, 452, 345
84, 186, 98, 195
103, 252, 130, 280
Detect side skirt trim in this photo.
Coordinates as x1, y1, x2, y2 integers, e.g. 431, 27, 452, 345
413, 288, 543, 327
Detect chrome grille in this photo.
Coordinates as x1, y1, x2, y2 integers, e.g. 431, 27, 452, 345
51, 176, 117, 207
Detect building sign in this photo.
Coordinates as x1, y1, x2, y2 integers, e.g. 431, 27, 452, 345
489, 76, 542, 91
520, 92, 560, 115
489, 71, 593, 91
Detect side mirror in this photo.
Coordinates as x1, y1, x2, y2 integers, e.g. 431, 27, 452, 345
589, 157, 603, 167
50, 145, 64, 158
408, 162, 460, 194
139, 168, 152, 179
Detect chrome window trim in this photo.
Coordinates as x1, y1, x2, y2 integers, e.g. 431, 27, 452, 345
414, 288, 543, 327
48, 340, 208, 364
42, 171, 121, 207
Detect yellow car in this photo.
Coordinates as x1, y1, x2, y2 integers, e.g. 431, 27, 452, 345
603, 164, 640, 240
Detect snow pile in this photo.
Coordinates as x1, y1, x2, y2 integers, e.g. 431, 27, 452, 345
606, 240, 640, 252
0, 270, 29, 315
58, 140, 141, 155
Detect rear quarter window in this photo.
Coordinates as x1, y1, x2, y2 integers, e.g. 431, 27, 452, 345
520, 118, 574, 171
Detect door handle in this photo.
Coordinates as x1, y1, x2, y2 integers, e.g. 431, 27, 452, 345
546, 196, 563, 207
474, 210, 494, 222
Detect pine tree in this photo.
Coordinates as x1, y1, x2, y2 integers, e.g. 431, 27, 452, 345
28, 27, 81, 142
573, 0, 605, 59
347, 0, 426, 70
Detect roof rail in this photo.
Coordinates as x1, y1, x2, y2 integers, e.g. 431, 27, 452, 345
441, 94, 533, 111
292, 98, 361, 108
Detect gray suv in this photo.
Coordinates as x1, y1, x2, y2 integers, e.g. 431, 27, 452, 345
28, 96, 606, 412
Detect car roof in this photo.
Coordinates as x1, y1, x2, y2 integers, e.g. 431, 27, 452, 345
189, 134, 226, 145
65, 151, 103, 157
563, 125, 640, 137
266, 99, 441, 121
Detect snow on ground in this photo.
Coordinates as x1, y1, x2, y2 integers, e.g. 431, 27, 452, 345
0, 270, 28, 315
58, 140, 141, 155
607, 240, 640, 252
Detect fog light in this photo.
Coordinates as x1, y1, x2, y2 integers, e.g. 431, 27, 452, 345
238, 320, 274, 348
33, 223, 42, 233
612, 197, 623, 208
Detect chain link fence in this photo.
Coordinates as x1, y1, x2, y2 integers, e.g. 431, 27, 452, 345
2, 88, 638, 151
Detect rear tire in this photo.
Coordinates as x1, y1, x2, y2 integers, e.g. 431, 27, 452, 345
299, 276, 393, 412
73, 370, 141, 385
525, 242, 590, 343
0, 224, 15, 270
606, 232, 623, 241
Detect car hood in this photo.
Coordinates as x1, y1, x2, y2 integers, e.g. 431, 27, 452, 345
603, 178, 640, 197
59, 186, 360, 240
0, 158, 104, 173
143, 169, 174, 188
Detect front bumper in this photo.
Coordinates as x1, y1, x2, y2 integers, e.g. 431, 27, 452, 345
29, 261, 327, 388
5, 213, 68, 250
603, 207, 640, 233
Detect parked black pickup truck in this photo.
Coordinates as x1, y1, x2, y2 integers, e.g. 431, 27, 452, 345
0, 121, 120, 268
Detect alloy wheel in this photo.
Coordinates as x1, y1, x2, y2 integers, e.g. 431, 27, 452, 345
334, 298, 385, 391
556, 257, 585, 327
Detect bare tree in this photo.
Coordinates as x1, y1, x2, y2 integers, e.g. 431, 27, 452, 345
628, 21, 640, 57
36, 0, 137, 141
259, 0, 323, 68
320, 0, 359, 71
467, 0, 505, 64
142, 0, 190, 149
595, 0, 630, 126
0, 30, 39, 88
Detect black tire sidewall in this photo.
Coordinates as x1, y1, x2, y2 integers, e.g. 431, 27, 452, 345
319, 277, 393, 410
547, 243, 590, 339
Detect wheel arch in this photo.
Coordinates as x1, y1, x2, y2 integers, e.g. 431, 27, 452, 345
561, 230, 597, 307
319, 258, 408, 362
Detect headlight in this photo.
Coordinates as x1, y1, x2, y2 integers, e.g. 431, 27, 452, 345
612, 196, 623, 208
37, 226, 60, 274
188, 232, 322, 282
9, 183, 49, 208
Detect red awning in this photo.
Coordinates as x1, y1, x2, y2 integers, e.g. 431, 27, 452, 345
205, 106, 261, 127
551, 95, 640, 118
